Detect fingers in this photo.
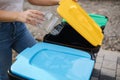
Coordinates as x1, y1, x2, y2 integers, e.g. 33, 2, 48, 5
26, 10, 45, 25
28, 10, 44, 21
24, 11, 42, 25
16, 10, 45, 26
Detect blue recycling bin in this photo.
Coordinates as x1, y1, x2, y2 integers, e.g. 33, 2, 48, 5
8, 42, 94, 80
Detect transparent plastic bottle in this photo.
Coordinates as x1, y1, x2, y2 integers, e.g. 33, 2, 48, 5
37, 11, 59, 34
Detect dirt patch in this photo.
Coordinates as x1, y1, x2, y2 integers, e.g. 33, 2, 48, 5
23, 1, 120, 52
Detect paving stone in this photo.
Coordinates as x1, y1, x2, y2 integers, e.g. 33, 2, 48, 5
92, 68, 100, 77
100, 75, 116, 80
118, 54, 120, 57
96, 57, 104, 63
117, 64, 120, 69
93, 49, 120, 80
104, 52, 118, 62
94, 62, 102, 70
116, 77, 120, 80
117, 57, 120, 65
102, 60, 117, 70
117, 69, 120, 77
97, 49, 105, 57
91, 77, 98, 80
101, 68, 116, 77
117, 57, 120, 71
100, 68, 116, 80
118, 57, 120, 62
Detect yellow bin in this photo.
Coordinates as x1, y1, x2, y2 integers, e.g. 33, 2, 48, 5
57, 0, 104, 46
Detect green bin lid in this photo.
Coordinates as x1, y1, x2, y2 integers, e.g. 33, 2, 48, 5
62, 14, 108, 28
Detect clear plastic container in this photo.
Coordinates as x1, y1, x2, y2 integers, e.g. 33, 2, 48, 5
37, 11, 59, 34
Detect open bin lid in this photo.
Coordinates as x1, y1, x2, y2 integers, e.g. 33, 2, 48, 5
57, 0, 104, 46
89, 14, 108, 27
62, 13, 108, 28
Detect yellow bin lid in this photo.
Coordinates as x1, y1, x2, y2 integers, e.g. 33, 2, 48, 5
57, 0, 104, 46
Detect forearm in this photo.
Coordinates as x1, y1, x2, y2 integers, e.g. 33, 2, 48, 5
28, 0, 60, 6
0, 10, 45, 25
0, 10, 19, 22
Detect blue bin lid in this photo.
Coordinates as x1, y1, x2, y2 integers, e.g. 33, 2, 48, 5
11, 42, 94, 80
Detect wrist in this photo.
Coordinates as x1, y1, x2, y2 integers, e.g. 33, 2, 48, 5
14, 12, 21, 22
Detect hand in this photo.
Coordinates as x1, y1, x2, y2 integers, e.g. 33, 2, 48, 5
16, 10, 45, 25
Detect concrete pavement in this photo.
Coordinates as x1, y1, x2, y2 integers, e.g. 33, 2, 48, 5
91, 48, 120, 80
